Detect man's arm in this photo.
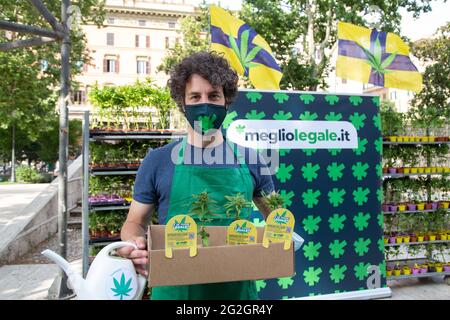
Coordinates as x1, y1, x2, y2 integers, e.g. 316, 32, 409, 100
118, 200, 155, 276
253, 196, 272, 220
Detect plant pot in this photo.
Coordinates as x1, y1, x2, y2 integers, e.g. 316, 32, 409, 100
425, 203, 433, 210
445, 167, 450, 173
412, 267, 420, 275
429, 235, 436, 241
382, 167, 389, 174
403, 136, 411, 142
435, 265, 443, 273
417, 203, 425, 210
421, 137, 429, 142
389, 168, 397, 174
393, 269, 401, 276
389, 236, 397, 244
382, 204, 389, 212
403, 235, 410, 243
420, 265, 428, 273
417, 167, 425, 173
389, 205, 398, 212
407, 204, 417, 211
396, 236, 403, 244
402, 266, 412, 275
439, 201, 449, 209
431, 167, 437, 173
428, 136, 435, 142
424, 167, 432, 173
418, 235, 425, 242
389, 136, 398, 142
439, 234, 448, 241
386, 268, 393, 277
443, 265, 450, 272
384, 237, 389, 244
398, 204, 407, 212
431, 202, 439, 210
397, 167, 404, 174
410, 168, 418, 173
410, 235, 417, 242
397, 137, 404, 142
436, 167, 444, 173
403, 168, 411, 174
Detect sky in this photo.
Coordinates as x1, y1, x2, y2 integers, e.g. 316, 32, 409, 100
188, 0, 450, 40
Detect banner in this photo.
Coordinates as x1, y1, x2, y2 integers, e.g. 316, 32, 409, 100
226, 90, 388, 299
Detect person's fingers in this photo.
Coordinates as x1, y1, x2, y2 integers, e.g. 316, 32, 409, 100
132, 257, 149, 265
135, 265, 148, 277
135, 237, 147, 249
117, 246, 134, 258
129, 249, 148, 259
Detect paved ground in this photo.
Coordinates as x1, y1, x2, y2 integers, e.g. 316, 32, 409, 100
0, 183, 49, 232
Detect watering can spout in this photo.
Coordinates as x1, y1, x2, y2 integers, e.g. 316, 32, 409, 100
41, 249, 86, 295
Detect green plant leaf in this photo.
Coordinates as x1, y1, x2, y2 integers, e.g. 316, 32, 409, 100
240, 30, 249, 61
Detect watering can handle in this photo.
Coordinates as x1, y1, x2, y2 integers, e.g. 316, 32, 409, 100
99, 241, 139, 258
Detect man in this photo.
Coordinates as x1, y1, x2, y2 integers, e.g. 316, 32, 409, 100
119, 51, 274, 300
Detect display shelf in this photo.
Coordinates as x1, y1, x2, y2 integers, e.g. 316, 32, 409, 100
89, 205, 131, 212
384, 240, 450, 247
383, 208, 449, 215
89, 236, 121, 247
382, 172, 449, 178
387, 271, 450, 281
383, 141, 450, 145
91, 170, 137, 176
90, 130, 186, 141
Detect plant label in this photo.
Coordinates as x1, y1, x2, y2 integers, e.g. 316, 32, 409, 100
262, 209, 295, 250
165, 215, 197, 258
227, 219, 257, 245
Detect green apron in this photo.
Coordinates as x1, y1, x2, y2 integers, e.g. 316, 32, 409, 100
151, 137, 258, 300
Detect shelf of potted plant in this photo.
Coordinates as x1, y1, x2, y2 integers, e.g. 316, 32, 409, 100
90, 205, 131, 212
385, 239, 450, 247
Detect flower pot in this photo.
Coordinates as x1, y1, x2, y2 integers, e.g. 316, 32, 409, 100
407, 204, 417, 211
410, 235, 417, 243
412, 267, 420, 275
436, 167, 444, 173
397, 137, 404, 142
382, 167, 389, 174
435, 265, 443, 273
403, 168, 411, 174
389, 168, 397, 174
417, 167, 425, 173
425, 203, 433, 210
384, 237, 389, 244
397, 167, 404, 174
439, 201, 449, 209
402, 266, 412, 275
428, 136, 435, 142
431, 167, 437, 173
418, 235, 425, 242
398, 204, 407, 212
382, 204, 389, 212
443, 265, 450, 272
410, 168, 418, 173
431, 202, 439, 210
386, 269, 393, 277
393, 269, 401, 276
403, 235, 410, 243
389, 205, 398, 212
421, 137, 429, 142
396, 236, 403, 244
445, 167, 450, 173
389, 136, 398, 142
403, 136, 411, 142
389, 236, 397, 244
429, 235, 436, 241
439, 234, 448, 241
417, 203, 425, 210
420, 265, 428, 273
424, 167, 432, 173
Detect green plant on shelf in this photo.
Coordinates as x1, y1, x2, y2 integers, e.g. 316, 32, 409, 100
381, 101, 404, 137
261, 190, 286, 211
188, 191, 219, 247
224, 193, 252, 221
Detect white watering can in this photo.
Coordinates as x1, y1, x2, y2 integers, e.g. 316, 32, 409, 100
42, 242, 147, 300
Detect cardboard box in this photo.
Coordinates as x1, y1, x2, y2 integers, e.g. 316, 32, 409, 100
147, 225, 295, 287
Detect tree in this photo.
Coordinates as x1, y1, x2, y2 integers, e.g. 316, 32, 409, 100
408, 22, 450, 131
241, 0, 437, 91
157, 1, 209, 74
0, 1, 105, 172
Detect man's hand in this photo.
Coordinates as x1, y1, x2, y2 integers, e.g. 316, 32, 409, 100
117, 236, 149, 277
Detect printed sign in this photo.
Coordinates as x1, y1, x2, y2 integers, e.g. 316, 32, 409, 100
227, 120, 358, 149
165, 215, 197, 258
262, 209, 295, 250
227, 219, 258, 245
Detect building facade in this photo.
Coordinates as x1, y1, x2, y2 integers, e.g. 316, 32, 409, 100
70, 0, 197, 125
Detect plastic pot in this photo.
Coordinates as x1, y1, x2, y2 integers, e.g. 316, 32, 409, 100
428, 136, 435, 142
420, 265, 428, 273
410, 235, 418, 243
429, 235, 437, 241
417, 203, 425, 210
389, 168, 397, 174
436, 167, 444, 173
425, 203, 433, 210
443, 265, 450, 272
412, 267, 420, 275
435, 265, 443, 273
389, 236, 397, 244
382, 167, 389, 174
439, 201, 449, 209
403, 235, 410, 243
402, 266, 412, 275
418, 235, 425, 242
389, 205, 398, 212
410, 168, 418, 173
384, 237, 389, 244
431, 202, 439, 210
421, 137, 429, 142
389, 136, 398, 142
382, 204, 389, 212
398, 204, 407, 212
396, 236, 403, 244
417, 167, 425, 173
407, 204, 417, 211
403, 168, 411, 174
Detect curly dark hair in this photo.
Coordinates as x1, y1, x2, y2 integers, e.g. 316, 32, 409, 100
168, 51, 239, 113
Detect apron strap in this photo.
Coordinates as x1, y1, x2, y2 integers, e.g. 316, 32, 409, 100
176, 137, 188, 165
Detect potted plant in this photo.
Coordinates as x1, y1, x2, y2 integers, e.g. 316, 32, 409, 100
188, 191, 219, 247
262, 190, 286, 211
386, 266, 393, 277
444, 262, 450, 272
402, 265, 412, 275
412, 263, 420, 275
393, 262, 402, 276
224, 192, 252, 221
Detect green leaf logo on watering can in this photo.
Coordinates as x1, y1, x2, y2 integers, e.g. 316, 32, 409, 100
107, 269, 137, 300
173, 217, 190, 232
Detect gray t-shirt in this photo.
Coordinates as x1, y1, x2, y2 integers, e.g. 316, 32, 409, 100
133, 139, 275, 224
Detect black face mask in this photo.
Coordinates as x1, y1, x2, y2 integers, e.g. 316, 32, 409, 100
184, 103, 227, 134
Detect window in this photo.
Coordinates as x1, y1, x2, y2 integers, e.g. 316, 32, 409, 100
103, 57, 119, 73
168, 22, 176, 28
135, 35, 150, 48
139, 20, 146, 26
165, 37, 169, 49
137, 59, 150, 75
107, 17, 115, 24
72, 90, 86, 104
107, 33, 114, 46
